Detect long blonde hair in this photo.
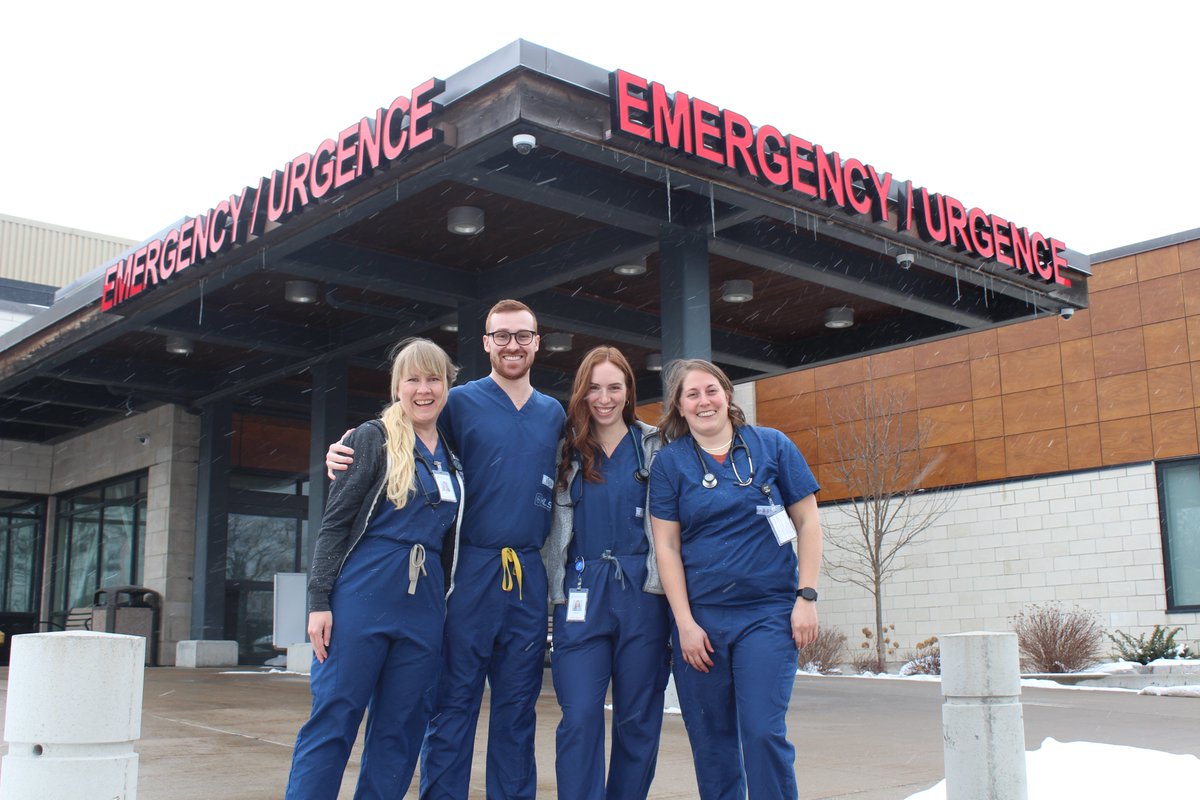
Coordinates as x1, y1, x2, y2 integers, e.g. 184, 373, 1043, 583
380, 338, 458, 508
657, 359, 747, 443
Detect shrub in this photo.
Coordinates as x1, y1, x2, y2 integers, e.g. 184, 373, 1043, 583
851, 624, 898, 673
799, 627, 847, 674
1010, 603, 1104, 673
900, 636, 941, 676
1109, 626, 1196, 664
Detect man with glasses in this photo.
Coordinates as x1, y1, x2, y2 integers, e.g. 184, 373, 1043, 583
326, 299, 564, 800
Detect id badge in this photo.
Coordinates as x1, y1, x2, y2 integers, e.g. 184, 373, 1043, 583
434, 470, 457, 502
759, 505, 796, 545
566, 588, 588, 622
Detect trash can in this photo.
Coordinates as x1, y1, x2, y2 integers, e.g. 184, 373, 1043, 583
92, 585, 160, 666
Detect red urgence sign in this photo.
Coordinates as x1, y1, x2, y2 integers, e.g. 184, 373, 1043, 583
609, 70, 1072, 288
101, 78, 446, 312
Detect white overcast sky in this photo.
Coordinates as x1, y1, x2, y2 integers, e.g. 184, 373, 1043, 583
1, 1, 1195, 257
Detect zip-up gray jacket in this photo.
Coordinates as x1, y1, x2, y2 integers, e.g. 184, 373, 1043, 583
542, 420, 663, 605
307, 419, 463, 612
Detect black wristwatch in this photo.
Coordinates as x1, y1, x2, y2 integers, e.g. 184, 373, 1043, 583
796, 587, 818, 602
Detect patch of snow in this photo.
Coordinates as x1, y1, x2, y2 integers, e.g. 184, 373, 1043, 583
905, 738, 1200, 799
1141, 685, 1200, 698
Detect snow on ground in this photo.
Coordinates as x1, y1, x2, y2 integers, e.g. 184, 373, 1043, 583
904, 738, 1200, 799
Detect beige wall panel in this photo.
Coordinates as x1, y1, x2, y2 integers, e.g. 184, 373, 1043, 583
1099, 416, 1154, 464
1136, 245, 1181, 281
1139, 274, 1186, 324
912, 335, 970, 370
996, 315, 1058, 354
1151, 409, 1198, 459
998, 343, 1062, 393
1090, 254, 1137, 291
969, 356, 1002, 398
1090, 284, 1143, 334
1147, 364, 1194, 413
1060, 338, 1096, 382
967, 328, 998, 359
1066, 423, 1102, 470
1004, 429, 1070, 476
1002, 386, 1066, 435
0, 214, 134, 288
1063, 380, 1099, 425
1142, 319, 1190, 368
972, 396, 1005, 440
1096, 373, 1151, 421
1091, 329, 1147, 377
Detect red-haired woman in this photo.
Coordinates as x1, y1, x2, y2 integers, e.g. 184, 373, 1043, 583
649, 359, 822, 800
542, 346, 670, 800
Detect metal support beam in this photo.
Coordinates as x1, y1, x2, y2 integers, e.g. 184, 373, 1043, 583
659, 231, 712, 366
191, 400, 232, 640
308, 360, 348, 561
456, 302, 489, 382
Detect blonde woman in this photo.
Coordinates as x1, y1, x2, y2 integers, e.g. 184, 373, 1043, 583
286, 338, 464, 800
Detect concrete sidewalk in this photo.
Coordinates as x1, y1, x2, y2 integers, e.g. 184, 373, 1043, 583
2, 667, 1199, 799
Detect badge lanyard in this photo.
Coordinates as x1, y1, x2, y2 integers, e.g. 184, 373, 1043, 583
414, 447, 457, 505
566, 556, 588, 622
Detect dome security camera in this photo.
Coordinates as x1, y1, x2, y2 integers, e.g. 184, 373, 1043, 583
895, 252, 915, 269
1060, 307, 1075, 320
512, 133, 537, 155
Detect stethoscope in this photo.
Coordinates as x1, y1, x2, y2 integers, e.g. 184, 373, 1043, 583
559, 426, 647, 507
691, 428, 766, 496
412, 431, 462, 508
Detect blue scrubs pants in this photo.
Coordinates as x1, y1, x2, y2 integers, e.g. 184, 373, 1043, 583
672, 600, 799, 800
551, 556, 670, 800
286, 537, 444, 800
419, 545, 549, 800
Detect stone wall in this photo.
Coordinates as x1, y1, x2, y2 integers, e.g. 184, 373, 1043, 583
818, 463, 1200, 660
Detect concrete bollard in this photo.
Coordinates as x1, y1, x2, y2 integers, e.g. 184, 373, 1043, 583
940, 631, 1028, 800
1, 631, 145, 800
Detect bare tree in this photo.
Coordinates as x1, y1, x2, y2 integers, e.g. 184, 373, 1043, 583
823, 382, 953, 671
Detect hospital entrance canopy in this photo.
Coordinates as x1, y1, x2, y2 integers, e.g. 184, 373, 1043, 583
0, 41, 1090, 443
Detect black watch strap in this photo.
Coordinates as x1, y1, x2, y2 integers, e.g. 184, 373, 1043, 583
796, 587, 818, 602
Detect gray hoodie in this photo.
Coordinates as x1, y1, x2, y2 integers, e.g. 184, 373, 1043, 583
542, 420, 664, 605
307, 419, 463, 612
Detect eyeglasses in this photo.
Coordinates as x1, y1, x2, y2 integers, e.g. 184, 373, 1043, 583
485, 329, 536, 346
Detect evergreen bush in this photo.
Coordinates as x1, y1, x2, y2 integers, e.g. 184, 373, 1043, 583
1109, 626, 1195, 664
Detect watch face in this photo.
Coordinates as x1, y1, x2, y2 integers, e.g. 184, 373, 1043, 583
798, 587, 818, 601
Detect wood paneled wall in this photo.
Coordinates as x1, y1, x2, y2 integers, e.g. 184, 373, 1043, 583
757, 238, 1200, 502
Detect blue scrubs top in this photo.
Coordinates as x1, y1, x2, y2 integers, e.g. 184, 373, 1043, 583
439, 376, 565, 550
364, 438, 458, 552
649, 425, 818, 607
569, 429, 648, 560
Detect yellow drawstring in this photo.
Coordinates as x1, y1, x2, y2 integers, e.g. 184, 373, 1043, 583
408, 544, 427, 595
500, 547, 523, 600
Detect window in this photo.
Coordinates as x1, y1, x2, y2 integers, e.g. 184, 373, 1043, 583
1159, 458, 1200, 611
51, 474, 146, 622
0, 495, 45, 614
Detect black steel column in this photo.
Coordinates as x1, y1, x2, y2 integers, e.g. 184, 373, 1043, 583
659, 231, 713, 369
190, 400, 232, 640
456, 301, 488, 381
308, 359, 348, 564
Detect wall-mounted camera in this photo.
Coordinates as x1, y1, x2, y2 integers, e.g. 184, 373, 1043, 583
1060, 307, 1075, 320
895, 252, 915, 269
512, 133, 537, 155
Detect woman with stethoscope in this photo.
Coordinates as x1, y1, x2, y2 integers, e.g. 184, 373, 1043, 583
649, 359, 822, 800
286, 338, 464, 800
542, 346, 671, 800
